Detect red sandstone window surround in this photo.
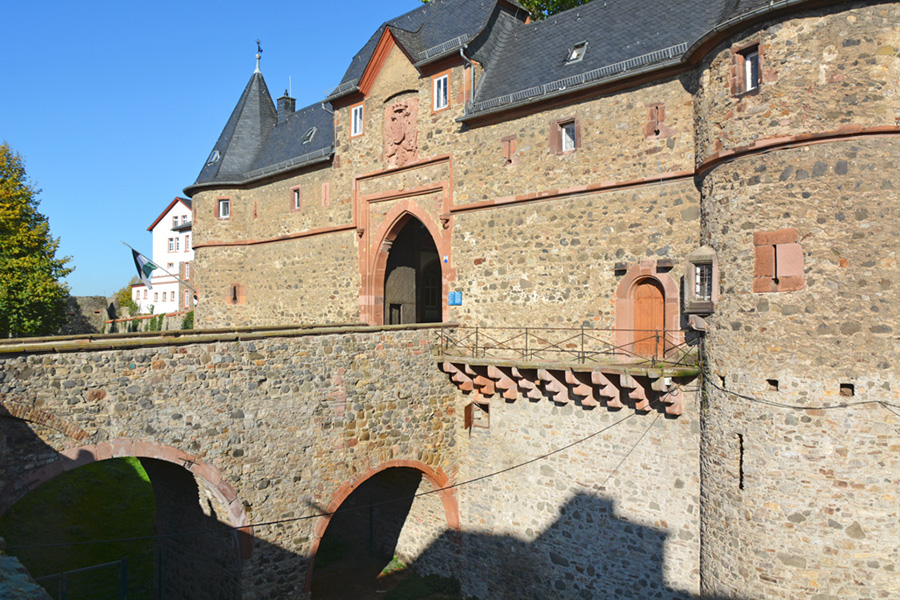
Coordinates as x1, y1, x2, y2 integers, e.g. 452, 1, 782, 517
732, 41, 763, 96
432, 71, 450, 113
350, 103, 364, 138
550, 116, 581, 155
290, 185, 302, 212
502, 134, 519, 166
227, 283, 246, 306
752, 227, 804, 293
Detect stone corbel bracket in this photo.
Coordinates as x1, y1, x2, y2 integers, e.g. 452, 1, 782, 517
440, 361, 688, 415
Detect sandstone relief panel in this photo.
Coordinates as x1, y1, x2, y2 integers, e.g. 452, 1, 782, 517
384, 99, 418, 168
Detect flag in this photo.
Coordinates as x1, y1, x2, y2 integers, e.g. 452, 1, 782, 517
132, 249, 159, 290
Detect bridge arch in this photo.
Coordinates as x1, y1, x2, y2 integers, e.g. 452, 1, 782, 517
306, 458, 459, 593
0, 438, 252, 558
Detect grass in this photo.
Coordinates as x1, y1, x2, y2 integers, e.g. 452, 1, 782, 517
383, 571, 465, 600
0, 457, 156, 599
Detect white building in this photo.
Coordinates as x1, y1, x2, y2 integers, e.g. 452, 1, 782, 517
132, 198, 194, 315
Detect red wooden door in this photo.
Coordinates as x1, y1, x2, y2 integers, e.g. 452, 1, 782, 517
634, 279, 665, 357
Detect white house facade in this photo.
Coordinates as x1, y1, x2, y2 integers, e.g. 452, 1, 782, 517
132, 197, 194, 315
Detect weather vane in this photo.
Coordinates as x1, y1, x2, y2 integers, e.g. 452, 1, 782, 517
257, 39, 263, 55
255, 39, 263, 73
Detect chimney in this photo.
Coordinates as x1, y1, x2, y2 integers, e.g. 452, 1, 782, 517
277, 90, 295, 124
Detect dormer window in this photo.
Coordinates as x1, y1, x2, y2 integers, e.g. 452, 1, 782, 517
566, 41, 587, 64
206, 150, 220, 165
302, 127, 317, 144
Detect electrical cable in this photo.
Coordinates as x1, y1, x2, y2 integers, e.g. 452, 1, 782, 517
706, 375, 900, 413
6, 407, 647, 551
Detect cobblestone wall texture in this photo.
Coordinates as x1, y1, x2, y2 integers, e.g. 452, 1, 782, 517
0, 327, 461, 598
696, 5, 900, 595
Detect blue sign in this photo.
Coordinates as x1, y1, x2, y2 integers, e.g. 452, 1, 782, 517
448, 291, 462, 306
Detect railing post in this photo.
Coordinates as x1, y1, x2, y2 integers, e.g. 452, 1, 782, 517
580, 325, 585, 364
119, 557, 128, 600
475, 327, 479, 358
524, 328, 529, 360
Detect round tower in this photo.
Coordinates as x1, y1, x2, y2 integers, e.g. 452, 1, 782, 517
695, 1, 900, 597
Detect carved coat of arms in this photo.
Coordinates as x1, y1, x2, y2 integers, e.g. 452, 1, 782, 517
384, 99, 418, 168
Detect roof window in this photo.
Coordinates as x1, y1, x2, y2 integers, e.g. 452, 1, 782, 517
302, 127, 317, 144
566, 42, 587, 64
206, 150, 220, 165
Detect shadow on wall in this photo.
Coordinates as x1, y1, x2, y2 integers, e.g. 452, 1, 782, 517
0, 403, 301, 599
408, 492, 747, 600
56, 296, 113, 335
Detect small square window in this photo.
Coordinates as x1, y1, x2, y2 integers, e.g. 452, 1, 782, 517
685, 246, 718, 314
218, 198, 230, 219
566, 41, 587, 64
167, 262, 173, 270
351, 104, 364, 137
433, 74, 449, 111
743, 48, 759, 91
734, 44, 762, 95
291, 186, 301, 211
561, 122, 576, 152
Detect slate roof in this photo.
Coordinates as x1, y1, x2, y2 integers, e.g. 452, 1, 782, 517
468, 0, 725, 116
185, 71, 334, 195
187, 0, 819, 191
326, 0, 513, 101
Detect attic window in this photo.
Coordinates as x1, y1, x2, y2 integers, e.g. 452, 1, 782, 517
302, 127, 317, 144
566, 41, 587, 64
206, 150, 220, 165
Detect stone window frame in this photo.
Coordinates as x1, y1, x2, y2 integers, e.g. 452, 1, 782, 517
290, 185, 302, 213
216, 197, 231, 220
432, 70, 450, 113
350, 102, 365, 138
731, 41, 763, 96
684, 246, 719, 314
501, 134, 519, 166
752, 227, 805, 293
226, 283, 246, 306
550, 116, 581, 155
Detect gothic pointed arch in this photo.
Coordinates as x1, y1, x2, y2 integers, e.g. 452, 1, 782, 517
363, 200, 449, 325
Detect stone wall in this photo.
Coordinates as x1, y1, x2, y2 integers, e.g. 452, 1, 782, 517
0, 326, 461, 598
0, 538, 51, 600
695, 4, 900, 595
448, 391, 701, 599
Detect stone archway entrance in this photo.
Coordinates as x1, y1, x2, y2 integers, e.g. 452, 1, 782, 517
383, 218, 441, 325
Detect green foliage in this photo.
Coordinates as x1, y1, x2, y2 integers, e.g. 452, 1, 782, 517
0, 142, 74, 337
114, 277, 140, 317
419, 0, 591, 19
383, 572, 463, 600
146, 313, 164, 332
0, 457, 156, 598
181, 310, 194, 330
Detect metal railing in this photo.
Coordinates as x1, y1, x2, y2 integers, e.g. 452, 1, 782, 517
36, 559, 129, 600
438, 326, 697, 368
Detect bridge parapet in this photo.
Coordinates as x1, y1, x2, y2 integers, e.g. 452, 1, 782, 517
0, 323, 462, 598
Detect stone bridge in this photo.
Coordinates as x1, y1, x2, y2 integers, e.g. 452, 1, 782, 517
0, 324, 702, 599
0, 324, 464, 598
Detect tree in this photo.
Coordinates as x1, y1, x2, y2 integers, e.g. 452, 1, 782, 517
420, 0, 591, 19
0, 143, 74, 337
114, 277, 141, 317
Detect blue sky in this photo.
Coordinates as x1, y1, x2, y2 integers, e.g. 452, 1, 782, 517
1, 0, 419, 296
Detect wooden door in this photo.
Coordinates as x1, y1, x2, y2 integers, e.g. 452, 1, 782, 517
634, 279, 665, 357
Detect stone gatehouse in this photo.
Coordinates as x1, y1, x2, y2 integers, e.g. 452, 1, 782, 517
2, 0, 898, 598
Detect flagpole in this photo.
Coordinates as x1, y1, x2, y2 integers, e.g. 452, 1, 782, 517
121, 241, 197, 293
